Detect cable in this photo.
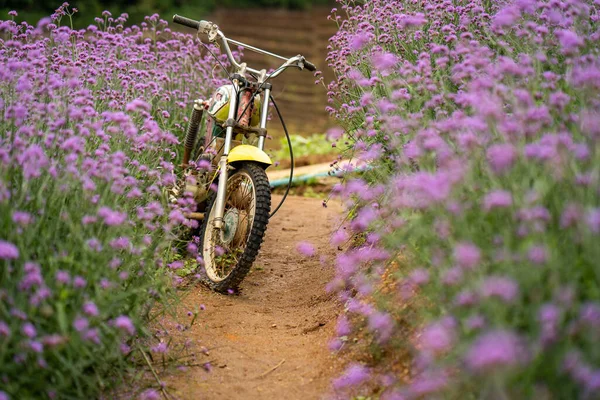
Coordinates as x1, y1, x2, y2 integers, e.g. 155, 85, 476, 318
269, 97, 293, 218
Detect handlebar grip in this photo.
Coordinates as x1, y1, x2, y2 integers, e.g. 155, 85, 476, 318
304, 60, 317, 72
172, 14, 200, 30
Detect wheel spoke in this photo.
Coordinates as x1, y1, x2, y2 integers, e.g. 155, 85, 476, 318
201, 168, 263, 284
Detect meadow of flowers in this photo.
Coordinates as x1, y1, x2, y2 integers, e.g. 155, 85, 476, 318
0, 5, 224, 398
324, 0, 600, 398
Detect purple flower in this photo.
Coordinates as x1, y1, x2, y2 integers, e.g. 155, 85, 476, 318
125, 98, 151, 113
331, 229, 349, 247
296, 242, 316, 257
350, 32, 373, 51
555, 30, 584, 54
409, 369, 448, 396
486, 144, 517, 174
371, 52, 398, 74
465, 330, 527, 372
483, 190, 513, 211
17, 144, 48, 179
0, 321, 10, 337
579, 303, 600, 328
586, 208, 600, 233
83, 328, 101, 344
29, 340, 43, 353
0, 390, 9, 400
0, 240, 19, 260
493, 6, 521, 28
420, 318, 455, 353
527, 245, 548, 264
151, 342, 168, 353
114, 315, 136, 336
410, 268, 430, 285
73, 276, 87, 288
12, 211, 33, 226
368, 311, 394, 343
22, 322, 36, 338
480, 276, 519, 303
336, 315, 351, 337
139, 389, 160, 400
80, 303, 98, 320
453, 242, 481, 270
55, 270, 70, 284
73, 317, 89, 333
97, 207, 127, 226
333, 363, 370, 389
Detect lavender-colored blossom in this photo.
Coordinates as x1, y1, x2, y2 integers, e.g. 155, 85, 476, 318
480, 276, 519, 303
296, 242, 316, 257
336, 315, 351, 337
0, 321, 10, 337
420, 318, 455, 353
486, 143, 517, 174
410, 268, 430, 285
114, 315, 136, 336
527, 245, 548, 265
0, 240, 19, 260
586, 208, 600, 233
483, 190, 513, 211
465, 330, 527, 372
83, 302, 99, 317
453, 242, 481, 270
22, 322, 36, 338
331, 229, 349, 247
579, 303, 600, 328
333, 364, 370, 389
371, 52, 398, 74
555, 30, 584, 54
349, 32, 373, 51
409, 369, 449, 396
73, 317, 89, 333
12, 211, 33, 226
368, 311, 394, 343
97, 206, 127, 226
139, 389, 160, 400
73, 276, 87, 288
151, 342, 168, 353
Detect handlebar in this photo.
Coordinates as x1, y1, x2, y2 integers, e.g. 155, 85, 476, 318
303, 60, 317, 72
172, 14, 317, 77
172, 14, 200, 30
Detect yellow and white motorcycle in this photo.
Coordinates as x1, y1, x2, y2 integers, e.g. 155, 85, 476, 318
172, 14, 316, 292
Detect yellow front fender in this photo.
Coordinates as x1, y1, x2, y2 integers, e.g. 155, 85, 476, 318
227, 145, 272, 168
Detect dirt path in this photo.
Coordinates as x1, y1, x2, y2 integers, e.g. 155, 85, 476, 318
161, 195, 343, 400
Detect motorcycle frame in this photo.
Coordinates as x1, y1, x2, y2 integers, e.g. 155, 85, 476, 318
203, 27, 308, 230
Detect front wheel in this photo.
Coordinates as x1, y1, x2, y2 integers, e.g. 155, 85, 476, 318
198, 162, 271, 292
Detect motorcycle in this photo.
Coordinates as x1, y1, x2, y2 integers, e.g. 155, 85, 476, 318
172, 14, 316, 292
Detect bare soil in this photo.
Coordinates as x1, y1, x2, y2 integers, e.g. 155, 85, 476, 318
159, 195, 344, 400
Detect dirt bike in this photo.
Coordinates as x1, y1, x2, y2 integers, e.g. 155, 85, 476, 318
172, 14, 316, 293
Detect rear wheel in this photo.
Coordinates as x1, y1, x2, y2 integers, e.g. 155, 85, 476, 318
198, 162, 271, 292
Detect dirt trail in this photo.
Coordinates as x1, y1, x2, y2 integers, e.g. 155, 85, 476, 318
162, 195, 343, 400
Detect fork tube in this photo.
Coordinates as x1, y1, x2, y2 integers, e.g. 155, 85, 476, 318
213, 83, 240, 229
257, 87, 271, 151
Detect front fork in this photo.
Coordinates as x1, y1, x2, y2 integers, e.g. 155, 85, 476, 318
212, 81, 271, 230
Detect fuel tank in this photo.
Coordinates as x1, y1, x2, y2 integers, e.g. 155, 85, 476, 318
207, 84, 261, 127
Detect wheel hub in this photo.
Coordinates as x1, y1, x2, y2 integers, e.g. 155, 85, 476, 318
220, 208, 240, 245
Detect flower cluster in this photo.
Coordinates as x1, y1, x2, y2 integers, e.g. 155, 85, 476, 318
0, 5, 222, 398
325, 0, 600, 398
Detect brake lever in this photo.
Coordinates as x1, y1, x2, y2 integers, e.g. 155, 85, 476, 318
206, 24, 219, 42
